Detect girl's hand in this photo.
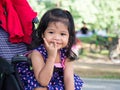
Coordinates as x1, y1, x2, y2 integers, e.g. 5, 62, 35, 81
43, 38, 57, 60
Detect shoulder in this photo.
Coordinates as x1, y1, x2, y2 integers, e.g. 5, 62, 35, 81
28, 49, 42, 59
31, 50, 41, 56
64, 58, 73, 67
64, 58, 74, 75
32, 49, 40, 53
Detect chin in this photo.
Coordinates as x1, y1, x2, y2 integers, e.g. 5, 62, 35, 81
57, 47, 61, 50
57, 46, 62, 50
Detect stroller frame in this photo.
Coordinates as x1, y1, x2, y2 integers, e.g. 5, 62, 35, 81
0, 18, 38, 90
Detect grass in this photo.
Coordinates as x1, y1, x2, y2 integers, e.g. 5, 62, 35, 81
74, 42, 120, 79
79, 44, 109, 60
75, 69, 120, 79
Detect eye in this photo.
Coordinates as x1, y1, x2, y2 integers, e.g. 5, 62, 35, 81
61, 33, 66, 36
48, 31, 54, 34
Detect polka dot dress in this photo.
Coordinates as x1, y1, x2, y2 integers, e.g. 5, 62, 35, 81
17, 44, 83, 90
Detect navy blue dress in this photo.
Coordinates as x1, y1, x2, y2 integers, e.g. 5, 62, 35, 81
17, 44, 83, 90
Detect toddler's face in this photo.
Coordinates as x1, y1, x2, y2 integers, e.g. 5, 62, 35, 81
43, 22, 69, 50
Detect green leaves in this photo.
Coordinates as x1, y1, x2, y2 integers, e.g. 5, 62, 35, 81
28, 0, 120, 33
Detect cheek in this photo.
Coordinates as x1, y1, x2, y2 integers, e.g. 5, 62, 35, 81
45, 37, 51, 42
44, 35, 51, 42
44, 33, 50, 39
64, 37, 69, 44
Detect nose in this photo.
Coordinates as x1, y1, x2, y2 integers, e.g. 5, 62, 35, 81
54, 34, 61, 41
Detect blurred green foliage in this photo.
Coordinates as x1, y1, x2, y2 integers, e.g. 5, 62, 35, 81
28, 0, 120, 34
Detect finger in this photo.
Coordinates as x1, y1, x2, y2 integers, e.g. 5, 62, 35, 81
50, 43, 53, 47
52, 42, 56, 48
53, 41, 57, 48
43, 38, 49, 47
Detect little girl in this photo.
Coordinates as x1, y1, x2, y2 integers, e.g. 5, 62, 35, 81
17, 8, 83, 90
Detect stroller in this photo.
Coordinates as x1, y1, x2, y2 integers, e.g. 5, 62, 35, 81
0, 21, 38, 90
0, 0, 38, 90
0, 20, 38, 90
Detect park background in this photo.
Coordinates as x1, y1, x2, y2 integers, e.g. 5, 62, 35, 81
27, 0, 120, 79
28, 0, 120, 33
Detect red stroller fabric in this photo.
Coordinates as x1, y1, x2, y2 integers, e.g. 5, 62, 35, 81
0, 0, 37, 44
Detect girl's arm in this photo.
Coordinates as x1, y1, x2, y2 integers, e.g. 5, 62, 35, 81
30, 38, 57, 86
64, 59, 74, 90
29, 50, 55, 86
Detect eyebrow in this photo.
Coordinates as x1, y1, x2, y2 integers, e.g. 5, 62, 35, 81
46, 28, 54, 30
61, 30, 68, 33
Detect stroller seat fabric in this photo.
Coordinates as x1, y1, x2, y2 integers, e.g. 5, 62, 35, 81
0, 27, 27, 63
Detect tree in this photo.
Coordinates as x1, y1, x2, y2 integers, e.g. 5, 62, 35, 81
28, 0, 120, 33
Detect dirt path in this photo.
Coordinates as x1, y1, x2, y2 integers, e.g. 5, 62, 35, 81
73, 53, 120, 79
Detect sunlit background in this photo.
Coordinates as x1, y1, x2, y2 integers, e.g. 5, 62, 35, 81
28, 0, 120, 34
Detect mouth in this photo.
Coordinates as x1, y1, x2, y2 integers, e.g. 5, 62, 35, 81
56, 43, 62, 48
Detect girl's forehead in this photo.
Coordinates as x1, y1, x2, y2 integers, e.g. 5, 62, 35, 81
48, 21, 68, 28
47, 22, 69, 33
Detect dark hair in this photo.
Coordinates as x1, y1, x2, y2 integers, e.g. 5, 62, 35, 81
30, 8, 76, 60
